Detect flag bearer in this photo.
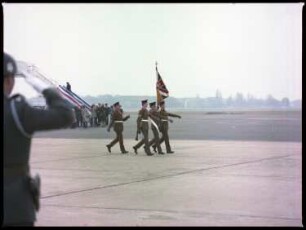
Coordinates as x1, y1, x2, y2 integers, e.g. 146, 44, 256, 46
155, 100, 181, 154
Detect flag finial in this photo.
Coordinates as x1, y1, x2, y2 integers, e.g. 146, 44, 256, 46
155, 61, 158, 67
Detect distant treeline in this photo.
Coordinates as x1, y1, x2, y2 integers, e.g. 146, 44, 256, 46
81, 93, 301, 109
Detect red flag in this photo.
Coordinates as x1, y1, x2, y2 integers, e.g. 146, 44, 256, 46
156, 66, 169, 105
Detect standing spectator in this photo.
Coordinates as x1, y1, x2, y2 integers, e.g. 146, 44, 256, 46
101, 104, 106, 127
75, 106, 82, 127
81, 105, 90, 128
90, 104, 98, 127
105, 103, 110, 125
66, 82, 71, 91
96, 103, 102, 126
70, 108, 78, 128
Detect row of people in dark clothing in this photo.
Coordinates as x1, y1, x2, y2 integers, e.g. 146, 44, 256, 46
72, 103, 112, 128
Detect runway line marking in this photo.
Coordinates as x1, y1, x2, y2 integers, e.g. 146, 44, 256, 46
41, 154, 293, 199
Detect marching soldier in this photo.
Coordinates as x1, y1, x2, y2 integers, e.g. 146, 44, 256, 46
154, 100, 181, 154
106, 102, 130, 154
148, 101, 165, 154
133, 99, 153, 156
3, 53, 74, 226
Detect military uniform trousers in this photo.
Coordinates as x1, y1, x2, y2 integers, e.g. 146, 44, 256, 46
134, 125, 150, 153
108, 124, 126, 152
148, 125, 162, 153
159, 122, 172, 152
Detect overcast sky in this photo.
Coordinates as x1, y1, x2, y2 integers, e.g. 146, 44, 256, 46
3, 3, 303, 100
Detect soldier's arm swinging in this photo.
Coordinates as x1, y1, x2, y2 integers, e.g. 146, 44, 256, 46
167, 112, 182, 119
123, 114, 130, 121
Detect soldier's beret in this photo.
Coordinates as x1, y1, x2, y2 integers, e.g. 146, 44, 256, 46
141, 99, 148, 105
113, 102, 120, 107
3, 53, 18, 77
159, 101, 165, 106
149, 102, 156, 107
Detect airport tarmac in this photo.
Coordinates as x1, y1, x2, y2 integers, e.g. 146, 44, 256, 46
30, 138, 302, 226
34, 110, 302, 142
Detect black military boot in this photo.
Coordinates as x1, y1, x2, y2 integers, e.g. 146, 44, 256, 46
157, 146, 164, 154
133, 146, 138, 154
146, 149, 154, 156
121, 150, 129, 154
106, 145, 111, 153
167, 150, 174, 154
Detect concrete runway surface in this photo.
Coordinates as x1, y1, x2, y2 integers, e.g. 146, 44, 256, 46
34, 110, 302, 142
28, 110, 301, 226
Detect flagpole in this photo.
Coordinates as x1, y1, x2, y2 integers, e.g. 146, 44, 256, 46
155, 61, 159, 108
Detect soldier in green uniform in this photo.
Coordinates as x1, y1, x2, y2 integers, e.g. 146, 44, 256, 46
147, 102, 165, 154
106, 102, 130, 154
155, 100, 181, 154
133, 99, 153, 156
3, 53, 74, 226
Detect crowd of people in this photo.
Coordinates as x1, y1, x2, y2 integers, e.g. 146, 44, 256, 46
72, 103, 112, 128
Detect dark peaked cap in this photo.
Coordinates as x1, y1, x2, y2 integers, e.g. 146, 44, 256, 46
113, 102, 120, 107
149, 102, 156, 107
141, 99, 148, 105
